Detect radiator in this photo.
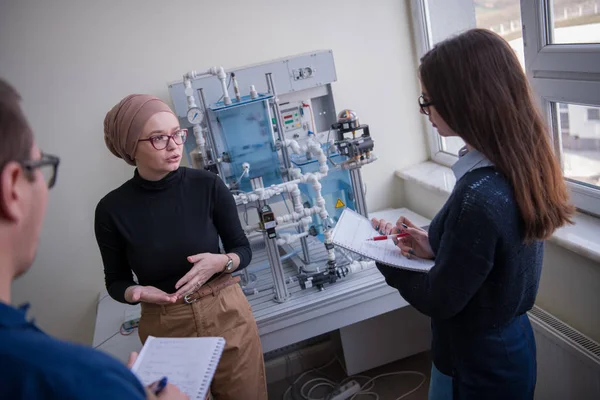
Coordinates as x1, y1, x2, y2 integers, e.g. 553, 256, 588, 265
528, 306, 600, 400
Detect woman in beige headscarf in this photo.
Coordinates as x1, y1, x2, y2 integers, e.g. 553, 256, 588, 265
95, 94, 267, 400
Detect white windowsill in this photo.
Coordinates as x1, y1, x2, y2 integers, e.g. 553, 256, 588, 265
396, 161, 600, 264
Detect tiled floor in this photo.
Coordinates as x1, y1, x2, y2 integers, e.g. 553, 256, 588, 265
268, 351, 432, 400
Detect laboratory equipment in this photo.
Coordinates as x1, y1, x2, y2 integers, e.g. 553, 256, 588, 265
168, 50, 377, 302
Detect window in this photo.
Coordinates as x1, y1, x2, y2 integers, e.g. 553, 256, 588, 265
411, 0, 524, 164
556, 103, 600, 188
522, 0, 600, 215
548, 0, 600, 44
412, 0, 600, 216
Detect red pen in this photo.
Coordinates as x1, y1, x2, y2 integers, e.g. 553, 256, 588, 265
366, 232, 410, 241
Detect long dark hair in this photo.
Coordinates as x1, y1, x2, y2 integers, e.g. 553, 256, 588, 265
419, 29, 574, 241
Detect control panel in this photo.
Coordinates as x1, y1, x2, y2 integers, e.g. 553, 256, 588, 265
281, 106, 303, 134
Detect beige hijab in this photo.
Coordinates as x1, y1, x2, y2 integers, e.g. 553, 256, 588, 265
103, 94, 175, 166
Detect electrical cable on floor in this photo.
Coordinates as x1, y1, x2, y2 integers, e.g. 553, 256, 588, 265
94, 323, 137, 350
283, 358, 337, 400
93, 331, 121, 349
282, 356, 426, 400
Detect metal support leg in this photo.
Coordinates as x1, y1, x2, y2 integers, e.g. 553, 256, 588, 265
258, 200, 290, 303
300, 236, 311, 264
264, 232, 290, 303
242, 268, 250, 285
197, 88, 224, 178
349, 167, 368, 218
266, 73, 292, 172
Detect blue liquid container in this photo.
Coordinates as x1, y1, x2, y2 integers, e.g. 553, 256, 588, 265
290, 149, 355, 241
208, 95, 283, 191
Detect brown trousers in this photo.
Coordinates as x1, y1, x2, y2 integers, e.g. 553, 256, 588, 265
138, 284, 267, 400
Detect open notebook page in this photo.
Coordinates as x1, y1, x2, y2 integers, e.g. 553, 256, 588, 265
332, 208, 434, 272
131, 336, 225, 399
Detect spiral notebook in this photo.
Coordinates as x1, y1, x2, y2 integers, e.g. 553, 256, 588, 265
131, 336, 225, 399
332, 208, 434, 272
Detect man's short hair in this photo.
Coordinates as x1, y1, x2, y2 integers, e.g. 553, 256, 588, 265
0, 79, 33, 181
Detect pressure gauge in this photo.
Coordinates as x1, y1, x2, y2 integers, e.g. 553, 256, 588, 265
187, 107, 203, 124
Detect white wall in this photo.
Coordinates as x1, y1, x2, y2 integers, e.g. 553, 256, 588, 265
427, 0, 476, 45
0, 0, 427, 343
568, 104, 600, 138
400, 179, 600, 343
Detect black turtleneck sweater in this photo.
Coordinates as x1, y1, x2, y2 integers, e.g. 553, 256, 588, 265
94, 167, 251, 304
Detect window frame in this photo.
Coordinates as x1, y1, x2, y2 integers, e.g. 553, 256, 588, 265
410, 0, 461, 168
521, 0, 600, 216
410, 0, 600, 216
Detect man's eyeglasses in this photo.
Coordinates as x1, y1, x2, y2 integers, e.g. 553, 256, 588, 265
21, 153, 60, 189
138, 129, 188, 151
419, 95, 434, 116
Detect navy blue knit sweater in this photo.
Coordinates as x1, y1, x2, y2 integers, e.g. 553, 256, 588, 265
377, 166, 543, 375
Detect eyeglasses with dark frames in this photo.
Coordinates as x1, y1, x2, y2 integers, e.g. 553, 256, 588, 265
419, 94, 434, 116
21, 153, 60, 189
138, 129, 188, 151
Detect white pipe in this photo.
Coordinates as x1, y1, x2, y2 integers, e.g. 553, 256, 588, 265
250, 85, 258, 99
289, 168, 303, 180
286, 139, 302, 154
284, 139, 329, 176
347, 260, 376, 274
184, 78, 197, 108
233, 177, 306, 205
184, 66, 231, 105
232, 73, 241, 101
276, 232, 309, 246
246, 230, 263, 240
184, 77, 208, 164
275, 220, 304, 232
275, 206, 322, 224
324, 230, 335, 263
193, 125, 206, 148
217, 66, 231, 105
184, 66, 220, 81
244, 223, 261, 234
300, 216, 312, 230
233, 140, 336, 262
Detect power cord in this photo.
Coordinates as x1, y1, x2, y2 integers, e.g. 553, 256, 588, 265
282, 356, 426, 400
283, 358, 337, 400
93, 323, 137, 349
93, 331, 120, 349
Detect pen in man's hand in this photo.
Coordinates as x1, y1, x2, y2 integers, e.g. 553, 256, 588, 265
151, 376, 168, 395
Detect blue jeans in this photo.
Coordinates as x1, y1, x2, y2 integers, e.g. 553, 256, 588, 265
429, 313, 536, 400
428, 363, 453, 400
